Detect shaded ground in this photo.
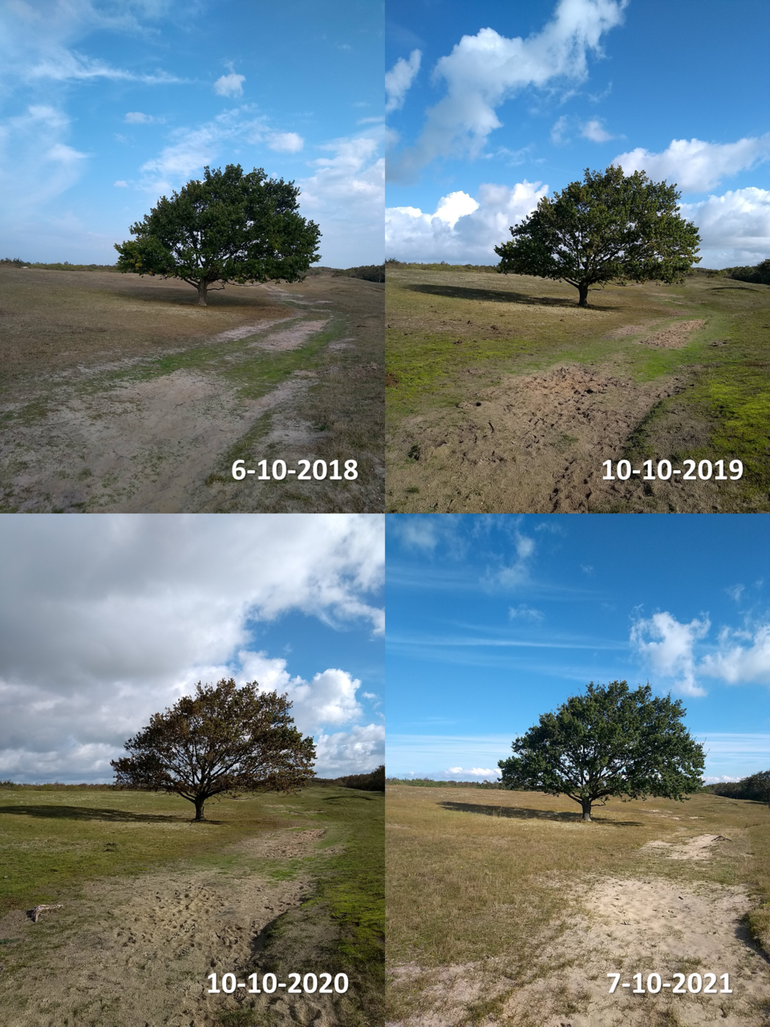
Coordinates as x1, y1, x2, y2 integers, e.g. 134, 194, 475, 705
0, 267, 383, 512
386, 268, 770, 512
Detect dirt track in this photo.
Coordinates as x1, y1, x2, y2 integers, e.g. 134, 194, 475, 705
0, 829, 345, 1027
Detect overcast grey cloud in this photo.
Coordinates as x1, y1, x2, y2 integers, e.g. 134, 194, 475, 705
0, 514, 384, 782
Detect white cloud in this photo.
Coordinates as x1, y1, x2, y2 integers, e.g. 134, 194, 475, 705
47, 142, 87, 163
389, 0, 627, 180
581, 118, 613, 142
726, 585, 745, 603
113, 179, 128, 187
386, 49, 422, 114
551, 114, 569, 145
314, 724, 385, 776
680, 187, 770, 268
298, 131, 384, 265
700, 625, 770, 685
630, 611, 710, 697
446, 766, 501, 778
214, 72, 245, 98
613, 134, 770, 193
0, 515, 384, 781
28, 46, 181, 84
125, 111, 155, 124
268, 131, 304, 153
386, 179, 548, 263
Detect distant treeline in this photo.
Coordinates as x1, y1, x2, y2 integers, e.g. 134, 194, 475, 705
314, 765, 385, 791
386, 777, 502, 789
0, 258, 118, 271
0, 780, 118, 789
703, 769, 770, 802
333, 265, 385, 283
1, 257, 385, 281
385, 259, 497, 273
722, 258, 770, 286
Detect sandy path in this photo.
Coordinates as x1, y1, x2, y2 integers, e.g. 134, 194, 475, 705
388, 834, 770, 1027
0, 829, 343, 1027
1, 315, 331, 512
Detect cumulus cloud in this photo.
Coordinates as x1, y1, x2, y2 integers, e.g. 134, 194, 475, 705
389, 0, 627, 180
268, 131, 304, 153
446, 766, 500, 778
298, 131, 384, 265
700, 626, 770, 685
386, 179, 548, 262
214, 72, 245, 97
314, 724, 385, 776
47, 142, 87, 163
630, 612, 710, 696
125, 111, 156, 124
680, 187, 770, 267
386, 49, 422, 113
113, 179, 128, 187
613, 134, 770, 193
0, 515, 384, 781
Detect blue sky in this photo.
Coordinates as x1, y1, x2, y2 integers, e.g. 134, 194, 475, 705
387, 514, 770, 784
386, 0, 770, 267
0, 0, 384, 267
0, 514, 384, 783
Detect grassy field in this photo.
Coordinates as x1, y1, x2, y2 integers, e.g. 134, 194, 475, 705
386, 784, 770, 1027
385, 267, 770, 513
0, 784, 383, 1026
0, 266, 383, 512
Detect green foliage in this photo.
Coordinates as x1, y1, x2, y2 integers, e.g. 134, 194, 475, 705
704, 769, 770, 803
498, 680, 705, 820
722, 258, 770, 285
333, 264, 385, 282
114, 164, 321, 304
111, 679, 316, 820
333, 765, 385, 791
386, 777, 502, 789
495, 165, 701, 306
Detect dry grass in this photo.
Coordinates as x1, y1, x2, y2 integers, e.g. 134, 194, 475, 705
0, 267, 383, 512
386, 785, 770, 1025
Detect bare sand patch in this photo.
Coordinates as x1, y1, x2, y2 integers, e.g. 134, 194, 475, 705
388, 874, 770, 1027
390, 363, 687, 512
635, 319, 707, 348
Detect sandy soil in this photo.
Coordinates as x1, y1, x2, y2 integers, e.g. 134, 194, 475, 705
1, 269, 383, 512
388, 834, 770, 1027
0, 829, 345, 1027
387, 318, 741, 513
390, 362, 690, 513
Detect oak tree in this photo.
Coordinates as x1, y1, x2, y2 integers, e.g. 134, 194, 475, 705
495, 165, 701, 307
498, 680, 705, 821
111, 679, 316, 821
114, 164, 321, 306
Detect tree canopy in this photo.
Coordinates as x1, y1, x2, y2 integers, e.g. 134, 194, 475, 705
114, 164, 321, 306
111, 679, 316, 820
495, 165, 701, 307
498, 680, 705, 821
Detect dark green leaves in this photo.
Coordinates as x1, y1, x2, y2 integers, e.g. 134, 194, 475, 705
495, 165, 701, 306
114, 164, 321, 304
498, 680, 705, 818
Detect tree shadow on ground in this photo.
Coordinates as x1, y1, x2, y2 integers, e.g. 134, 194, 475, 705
0, 804, 184, 823
439, 800, 643, 827
105, 284, 278, 309
405, 283, 618, 311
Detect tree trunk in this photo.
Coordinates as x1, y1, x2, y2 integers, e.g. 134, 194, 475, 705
193, 795, 206, 821
578, 283, 589, 307
581, 797, 592, 821
197, 281, 208, 307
